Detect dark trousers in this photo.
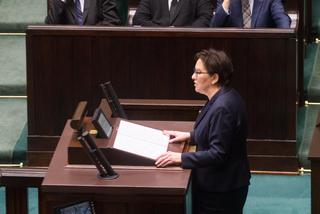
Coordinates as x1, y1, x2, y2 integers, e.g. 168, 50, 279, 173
193, 185, 249, 214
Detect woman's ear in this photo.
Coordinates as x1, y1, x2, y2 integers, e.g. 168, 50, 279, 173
211, 73, 219, 85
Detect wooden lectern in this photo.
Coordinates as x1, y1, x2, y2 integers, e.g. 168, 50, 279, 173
41, 118, 194, 214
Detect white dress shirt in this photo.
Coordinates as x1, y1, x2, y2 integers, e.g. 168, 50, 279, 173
77, 0, 84, 12
168, 0, 179, 10
249, 0, 254, 13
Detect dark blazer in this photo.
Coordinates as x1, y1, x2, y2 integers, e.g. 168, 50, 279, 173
211, 0, 291, 28
181, 87, 251, 192
45, 0, 121, 25
132, 0, 213, 27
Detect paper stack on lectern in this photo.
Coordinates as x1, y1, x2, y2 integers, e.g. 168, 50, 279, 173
113, 120, 170, 160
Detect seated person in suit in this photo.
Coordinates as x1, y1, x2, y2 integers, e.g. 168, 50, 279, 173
45, 0, 121, 26
132, 0, 213, 27
156, 49, 251, 214
211, 0, 291, 28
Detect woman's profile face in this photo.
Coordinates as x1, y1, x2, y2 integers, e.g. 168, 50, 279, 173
192, 59, 213, 96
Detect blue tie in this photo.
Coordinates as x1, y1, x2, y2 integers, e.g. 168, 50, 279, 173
74, 0, 83, 25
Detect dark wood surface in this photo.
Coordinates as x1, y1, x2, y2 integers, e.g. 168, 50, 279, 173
41, 120, 191, 214
305, 0, 313, 42
27, 26, 298, 171
283, 0, 298, 12
308, 112, 320, 214
121, 99, 205, 121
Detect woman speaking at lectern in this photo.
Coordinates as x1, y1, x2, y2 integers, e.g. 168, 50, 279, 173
155, 49, 251, 214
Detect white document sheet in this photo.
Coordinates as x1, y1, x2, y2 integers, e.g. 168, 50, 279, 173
113, 120, 169, 160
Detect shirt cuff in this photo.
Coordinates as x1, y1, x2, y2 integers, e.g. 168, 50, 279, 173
222, 5, 230, 15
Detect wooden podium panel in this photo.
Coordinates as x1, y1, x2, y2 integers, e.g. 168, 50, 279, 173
41, 120, 192, 214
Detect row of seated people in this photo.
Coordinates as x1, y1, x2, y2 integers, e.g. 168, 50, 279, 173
46, 0, 292, 28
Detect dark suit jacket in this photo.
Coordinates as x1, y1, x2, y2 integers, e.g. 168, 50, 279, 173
211, 0, 291, 28
45, 0, 121, 25
181, 87, 251, 192
132, 0, 213, 27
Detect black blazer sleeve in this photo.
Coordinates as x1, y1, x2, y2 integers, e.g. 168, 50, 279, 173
98, 0, 121, 26
45, 0, 66, 24
182, 107, 234, 168
191, 0, 213, 27
132, 0, 160, 26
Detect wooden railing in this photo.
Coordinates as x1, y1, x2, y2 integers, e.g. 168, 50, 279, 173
0, 167, 47, 214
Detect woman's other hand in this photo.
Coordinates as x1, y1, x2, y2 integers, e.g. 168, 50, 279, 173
163, 130, 190, 143
155, 151, 182, 167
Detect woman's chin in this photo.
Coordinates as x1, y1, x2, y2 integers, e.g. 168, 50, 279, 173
194, 86, 200, 92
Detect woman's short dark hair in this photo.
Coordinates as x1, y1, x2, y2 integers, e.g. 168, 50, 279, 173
195, 49, 233, 86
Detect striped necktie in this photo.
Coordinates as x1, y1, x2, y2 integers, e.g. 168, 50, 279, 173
242, 0, 251, 28
169, 0, 178, 23
74, 0, 83, 25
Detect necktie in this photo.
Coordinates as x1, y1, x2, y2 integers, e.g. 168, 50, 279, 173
74, 0, 83, 25
242, 0, 251, 28
169, 0, 178, 23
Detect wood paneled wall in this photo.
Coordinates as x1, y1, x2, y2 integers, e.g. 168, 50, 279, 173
26, 26, 299, 171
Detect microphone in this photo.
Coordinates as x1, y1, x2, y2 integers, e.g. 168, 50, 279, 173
77, 131, 118, 179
